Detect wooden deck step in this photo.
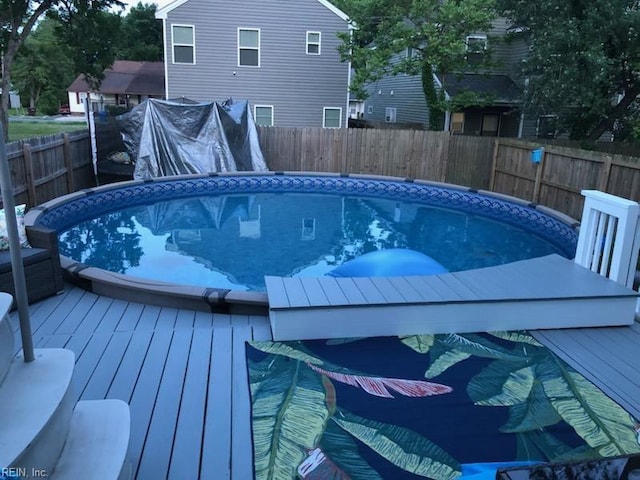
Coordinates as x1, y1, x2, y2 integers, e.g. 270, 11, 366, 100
50, 399, 131, 480
266, 254, 640, 340
0, 348, 75, 474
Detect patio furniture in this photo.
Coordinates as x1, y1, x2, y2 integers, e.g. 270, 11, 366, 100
0, 225, 64, 304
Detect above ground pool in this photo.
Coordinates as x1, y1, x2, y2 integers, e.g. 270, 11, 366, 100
27, 173, 579, 311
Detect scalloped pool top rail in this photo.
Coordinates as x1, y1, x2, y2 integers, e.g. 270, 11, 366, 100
25, 172, 580, 313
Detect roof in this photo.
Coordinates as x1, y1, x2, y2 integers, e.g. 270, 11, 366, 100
68, 61, 165, 96
155, 0, 349, 22
441, 74, 522, 105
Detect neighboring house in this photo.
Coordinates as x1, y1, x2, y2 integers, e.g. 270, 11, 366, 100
363, 18, 542, 138
0, 89, 21, 110
67, 61, 165, 114
155, 0, 352, 128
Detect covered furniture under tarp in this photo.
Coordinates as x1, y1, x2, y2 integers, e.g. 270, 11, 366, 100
117, 98, 268, 179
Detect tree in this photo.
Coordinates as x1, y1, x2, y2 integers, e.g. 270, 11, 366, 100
499, 0, 640, 140
334, 0, 498, 130
0, 0, 122, 140
12, 17, 75, 115
118, 3, 163, 62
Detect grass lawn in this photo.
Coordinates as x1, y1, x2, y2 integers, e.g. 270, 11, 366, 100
8, 120, 87, 142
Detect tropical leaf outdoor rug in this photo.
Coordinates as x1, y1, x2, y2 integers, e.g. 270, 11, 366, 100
246, 332, 640, 480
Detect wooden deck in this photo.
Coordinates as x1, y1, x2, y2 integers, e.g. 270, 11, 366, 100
266, 254, 639, 340
9, 282, 640, 479
9, 284, 272, 480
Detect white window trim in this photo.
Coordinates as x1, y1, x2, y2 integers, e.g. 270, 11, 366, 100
172, 24, 196, 64
367, 105, 373, 114
384, 107, 397, 123
465, 34, 487, 52
254, 104, 274, 127
323, 107, 342, 128
238, 27, 261, 67
306, 31, 321, 55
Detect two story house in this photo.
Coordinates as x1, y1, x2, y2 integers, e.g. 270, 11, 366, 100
155, 0, 352, 128
363, 19, 541, 138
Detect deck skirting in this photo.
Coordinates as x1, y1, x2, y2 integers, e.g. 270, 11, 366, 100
266, 255, 639, 341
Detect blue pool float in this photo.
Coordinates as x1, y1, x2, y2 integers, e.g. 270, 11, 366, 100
327, 248, 448, 278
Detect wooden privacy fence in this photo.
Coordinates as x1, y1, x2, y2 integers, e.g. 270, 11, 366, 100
256, 127, 496, 189
2, 131, 95, 209
4, 124, 640, 224
491, 138, 640, 221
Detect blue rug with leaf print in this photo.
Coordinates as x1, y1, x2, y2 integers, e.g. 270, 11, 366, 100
246, 332, 640, 480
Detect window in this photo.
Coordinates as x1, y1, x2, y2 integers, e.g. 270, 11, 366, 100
238, 28, 260, 67
537, 115, 558, 139
172, 25, 195, 64
306, 31, 321, 55
466, 35, 487, 53
385, 107, 397, 123
301, 218, 316, 240
466, 34, 486, 66
254, 105, 274, 126
451, 112, 464, 133
481, 114, 500, 136
406, 47, 414, 58
323, 107, 342, 128
367, 105, 373, 114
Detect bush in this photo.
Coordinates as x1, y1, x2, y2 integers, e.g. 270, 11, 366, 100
37, 91, 63, 116
106, 105, 130, 116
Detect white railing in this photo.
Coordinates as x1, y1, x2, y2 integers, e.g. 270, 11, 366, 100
575, 190, 640, 314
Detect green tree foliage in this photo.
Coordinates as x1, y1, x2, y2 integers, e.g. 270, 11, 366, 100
334, 0, 498, 130
52, 8, 123, 89
118, 3, 163, 61
12, 18, 75, 115
499, 0, 640, 140
0, 0, 122, 140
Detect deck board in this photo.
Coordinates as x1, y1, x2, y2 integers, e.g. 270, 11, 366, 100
231, 324, 254, 480
168, 328, 212, 479
126, 327, 174, 477
137, 328, 192, 480
8, 281, 640, 480
299, 277, 330, 306
107, 330, 155, 401
200, 327, 233, 480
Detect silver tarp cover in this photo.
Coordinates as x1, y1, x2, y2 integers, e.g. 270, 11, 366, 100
117, 98, 268, 179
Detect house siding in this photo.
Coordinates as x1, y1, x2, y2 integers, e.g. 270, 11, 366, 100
363, 54, 429, 126
162, 0, 350, 128
361, 18, 531, 134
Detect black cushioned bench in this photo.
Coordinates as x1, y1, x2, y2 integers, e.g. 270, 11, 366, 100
0, 226, 64, 304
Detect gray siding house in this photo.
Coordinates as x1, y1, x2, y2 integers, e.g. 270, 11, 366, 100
156, 0, 351, 128
363, 18, 539, 138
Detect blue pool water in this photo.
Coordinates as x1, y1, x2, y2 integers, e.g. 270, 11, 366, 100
58, 191, 572, 292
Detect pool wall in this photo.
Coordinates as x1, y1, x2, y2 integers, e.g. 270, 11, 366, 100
25, 172, 580, 313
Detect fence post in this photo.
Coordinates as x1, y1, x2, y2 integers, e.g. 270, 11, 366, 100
532, 148, 547, 203
63, 133, 75, 194
598, 156, 612, 192
488, 138, 500, 191
22, 143, 37, 206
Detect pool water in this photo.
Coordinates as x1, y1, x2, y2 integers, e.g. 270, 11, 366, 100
58, 192, 567, 292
